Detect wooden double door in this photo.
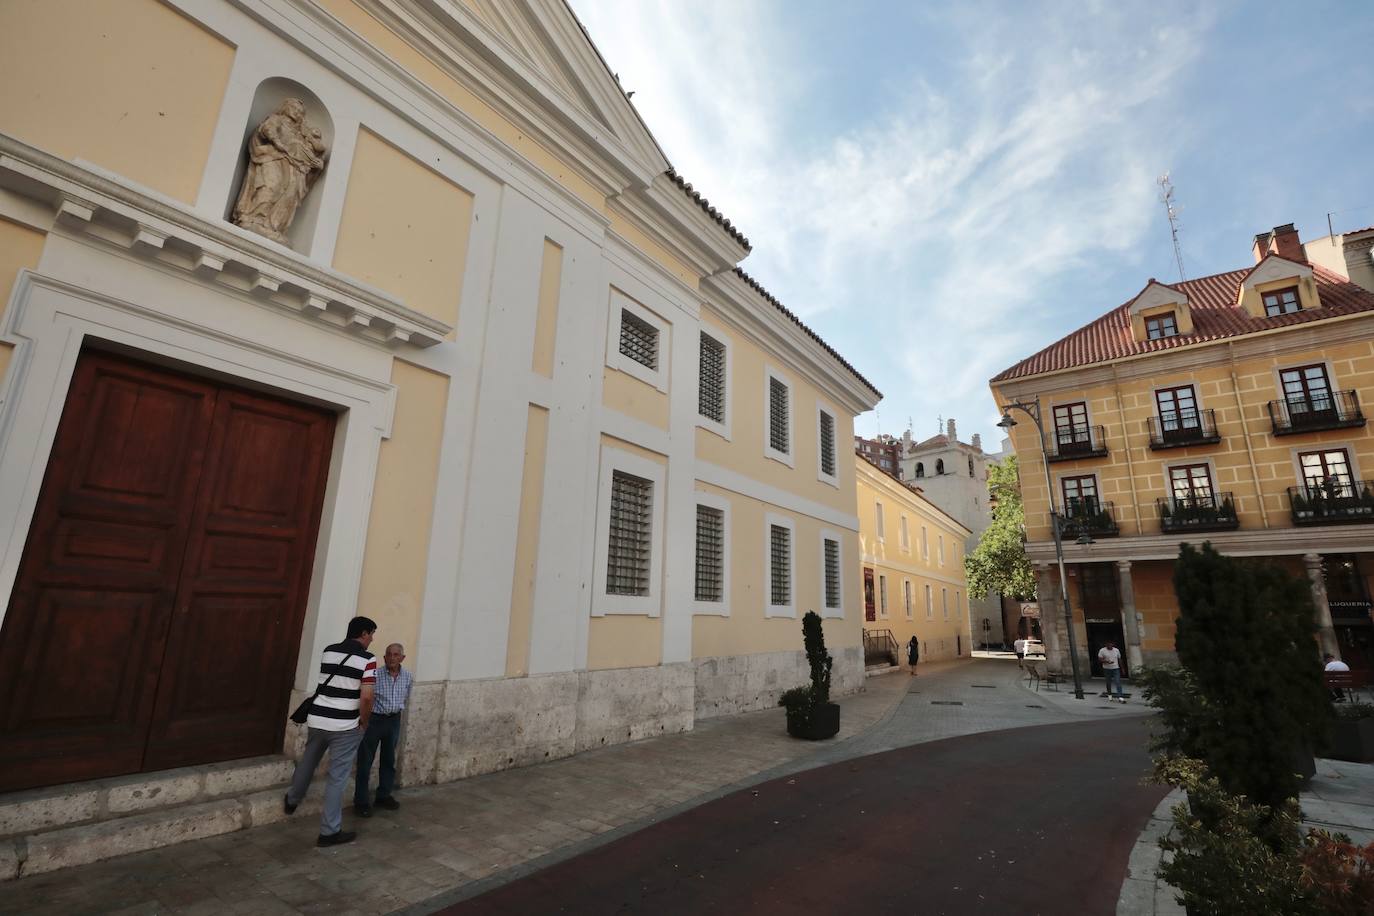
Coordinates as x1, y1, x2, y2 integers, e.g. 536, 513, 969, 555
0, 351, 335, 792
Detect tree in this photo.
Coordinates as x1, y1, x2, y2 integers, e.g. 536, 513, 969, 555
964, 455, 1035, 600
1172, 543, 1330, 817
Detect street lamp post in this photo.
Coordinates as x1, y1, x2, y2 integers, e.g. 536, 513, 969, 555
998, 398, 1087, 700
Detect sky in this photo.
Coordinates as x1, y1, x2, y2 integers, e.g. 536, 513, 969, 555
568, 0, 1374, 447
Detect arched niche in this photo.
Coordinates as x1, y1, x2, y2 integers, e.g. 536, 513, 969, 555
224, 78, 335, 254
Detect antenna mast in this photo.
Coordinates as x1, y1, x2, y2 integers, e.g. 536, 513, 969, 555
1157, 173, 1186, 282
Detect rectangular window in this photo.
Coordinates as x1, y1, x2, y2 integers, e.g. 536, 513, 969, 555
921, 526, 929, 560
606, 470, 653, 596
817, 408, 837, 479
1145, 312, 1178, 340
1298, 448, 1354, 496
1155, 384, 1200, 432
1053, 401, 1090, 449
1169, 463, 1214, 503
878, 574, 888, 617
699, 332, 726, 424
1281, 364, 1333, 412
899, 516, 909, 550
769, 376, 790, 454
875, 502, 885, 541
903, 579, 913, 619
1061, 474, 1099, 513
925, 584, 933, 619
942, 587, 949, 620
823, 538, 841, 610
956, 591, 962, 618
938, 535, 945, 566
694, 504, 724, 603
618, 309, 658, 370
1262, 286, 1300, 316
769, 523, 792, 608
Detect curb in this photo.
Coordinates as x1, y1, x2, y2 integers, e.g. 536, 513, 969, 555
1116, 787, 1185, 916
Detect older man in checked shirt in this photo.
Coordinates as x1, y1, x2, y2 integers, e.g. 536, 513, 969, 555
354, 642, 413, 816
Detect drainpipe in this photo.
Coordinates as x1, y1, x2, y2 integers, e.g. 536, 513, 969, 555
1227, 342, 1270, 528
1111, 366, 1145, 535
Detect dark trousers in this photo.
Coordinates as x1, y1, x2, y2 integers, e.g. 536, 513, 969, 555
354, 713, 401, 808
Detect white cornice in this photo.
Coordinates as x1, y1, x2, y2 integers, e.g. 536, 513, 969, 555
857, 460, 972, 535
607, 180, 747, 280
0, 133, 449, 347
703, 271, 880, 417
1026, 525, 1374, 564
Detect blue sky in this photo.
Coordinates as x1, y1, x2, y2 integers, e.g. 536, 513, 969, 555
569, 0, 1374, 446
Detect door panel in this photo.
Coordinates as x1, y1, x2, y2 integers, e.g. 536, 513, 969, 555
143, 390, 334, 770
0, 354, 217, 790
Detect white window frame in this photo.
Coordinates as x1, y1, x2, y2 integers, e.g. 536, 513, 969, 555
903, 579, 913, 619
956, 590, 962, 619
815, 400, 839, 488
942, 587, 949, 620
925, 583, 933, 619
691, 490, 732, 616
921, 525, 929, 560
878, 574, 888, 618
763, 365, 795, 468
764, 512, 796, 618
818, 528, 845, 619
899, 516, 909, 551
938, 535, 945, 567
591, 446, 666, 616
605, 289, 669, 392
875, 501, 885, 542
696, 326, 732, 441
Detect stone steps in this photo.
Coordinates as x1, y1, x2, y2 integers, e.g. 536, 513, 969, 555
865, 662, 902, 677
0, 755, 326, 879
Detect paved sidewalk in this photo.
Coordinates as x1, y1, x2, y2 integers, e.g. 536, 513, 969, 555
7, 657, 1141, 914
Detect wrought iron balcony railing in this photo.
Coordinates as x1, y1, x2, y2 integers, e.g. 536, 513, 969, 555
1268, 390, 1365, 436
1046, 424, 1108, 462
1157, 491, 1240, 533
1147, 409, 1221, 450
1055, 497, 1119, 539
1288, 480, 1374, 526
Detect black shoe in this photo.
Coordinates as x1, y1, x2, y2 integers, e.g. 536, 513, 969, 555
317, 831, 357, 848
376, 796, 400, 811
284, 794, 298, 816
355, 805, 373, 818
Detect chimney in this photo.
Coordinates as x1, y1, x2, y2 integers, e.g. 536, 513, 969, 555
947, 418, 957, 440
1252, 232, 1269, 264
972, 433, 982, 450
1253, 223, 1303, 263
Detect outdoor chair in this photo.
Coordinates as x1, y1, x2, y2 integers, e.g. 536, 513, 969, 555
1325, 670, 1372, 704
1025, 660, 1045, 691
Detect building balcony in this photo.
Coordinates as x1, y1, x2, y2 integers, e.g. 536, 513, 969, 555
1268, 390, 1366, 436
1147, 409, 1221, 450
1288, 480, 1374, 526
1157, 491, 1240, 533
1055, 498, 1119, 539
1046, 425, 1108, 462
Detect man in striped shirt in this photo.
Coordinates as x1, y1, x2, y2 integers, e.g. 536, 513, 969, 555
354, 642, 413, 817
284, 616, 377, 847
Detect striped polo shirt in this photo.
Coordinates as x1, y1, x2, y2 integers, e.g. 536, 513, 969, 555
306, 639, 377, 731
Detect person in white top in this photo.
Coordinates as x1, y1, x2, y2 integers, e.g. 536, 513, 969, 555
1098, 640, 1125, 703
1324, 653, 1351, 702
1014, 637, 1027, 668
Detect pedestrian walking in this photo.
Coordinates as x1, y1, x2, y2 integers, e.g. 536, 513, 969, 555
284, 616, 378, 847
355, 642, 413, 817
1014, 636, 1027, 668
907, 635, 919, 676
1324, 653, 1351, 702
1098, 640, 1125, 703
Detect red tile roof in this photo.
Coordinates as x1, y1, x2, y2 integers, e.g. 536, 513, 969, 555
665, 168, 751, 251
991, 264, 1374, 383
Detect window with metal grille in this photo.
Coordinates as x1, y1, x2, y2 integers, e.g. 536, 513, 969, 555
823, 538, 840, 609
694, 504, 724, 602
818, 409, 836, 477
904, 580, 913, 618
606, 470, 653, 596
768, 377, 789, 453
619, 309, 658, 370
769, 524, 791, 606
879, 575, 888, 616
699, 333, 725, 423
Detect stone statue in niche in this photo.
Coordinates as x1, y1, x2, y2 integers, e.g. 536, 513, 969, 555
231, 98, 328, 245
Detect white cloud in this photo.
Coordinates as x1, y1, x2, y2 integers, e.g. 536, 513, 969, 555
571, 0, 1218, 439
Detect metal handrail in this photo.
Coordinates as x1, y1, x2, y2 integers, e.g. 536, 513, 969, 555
1157, 491, 1239, 532
1054, 498, 1119, 537
1046, 424, 1108, 461
1147, 408, 1220, 449
1288, 479, 1374, 525
1268, 390, 1365, 435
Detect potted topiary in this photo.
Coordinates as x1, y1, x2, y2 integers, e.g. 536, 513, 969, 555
778, 610, 840, 740
1327, 703, 1374, 763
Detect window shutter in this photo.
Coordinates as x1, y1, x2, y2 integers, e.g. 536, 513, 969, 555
824, 539, 840, 608
769, 524, 791, 606
769, 377, 789, 453
606, 470, 653, 595
699, 334, 726, 422
694, 505, 724, 602
819, 410, 836, 476
619, 309, 658, 370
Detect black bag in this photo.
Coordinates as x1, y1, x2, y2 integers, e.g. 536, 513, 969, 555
290, 652, 354, 724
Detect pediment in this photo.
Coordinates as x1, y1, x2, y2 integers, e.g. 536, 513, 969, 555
1239, 254, 1312, 293
1126, 279, 1188, 316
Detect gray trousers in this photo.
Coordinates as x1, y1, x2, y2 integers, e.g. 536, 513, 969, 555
288, 726, 364, 836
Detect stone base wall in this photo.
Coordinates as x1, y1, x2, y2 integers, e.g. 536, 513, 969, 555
693, 645, 865, 720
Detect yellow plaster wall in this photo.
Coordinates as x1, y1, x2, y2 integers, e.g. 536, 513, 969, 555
314, 0, 604, 211
332, 129, 472, 329
856, 462, 971, 662
606, 211, 700, 290
691, 482, 861, 660
356, 359, 450, 663
505, 404, 549, 677
531, 240, 563, 378
0, 0, 234, 204
694, 308, 858, 517
602, 367, 669, 430
1239, 273, 1320, 318
0, 218, 46, 380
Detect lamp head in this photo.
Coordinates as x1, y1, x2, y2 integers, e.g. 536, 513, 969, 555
996, 411, 1017, 430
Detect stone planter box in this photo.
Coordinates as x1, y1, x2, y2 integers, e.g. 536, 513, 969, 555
1327, 716, 1374, 763
786, 702, 840, 740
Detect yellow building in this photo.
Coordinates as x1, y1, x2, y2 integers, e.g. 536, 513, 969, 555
0, 0, 880, 870
990, 223, 1374, 681
856, 456, 972, 666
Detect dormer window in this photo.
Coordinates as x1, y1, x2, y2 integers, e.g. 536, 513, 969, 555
1262, 286, 1300, 317
1145, 312, 1178, 340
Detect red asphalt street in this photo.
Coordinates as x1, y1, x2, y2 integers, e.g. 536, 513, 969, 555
442, 715, 1164, 915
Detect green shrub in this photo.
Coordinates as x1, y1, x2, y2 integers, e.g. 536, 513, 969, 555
1334, 702, 1374, 721
777, 611, 833, 730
